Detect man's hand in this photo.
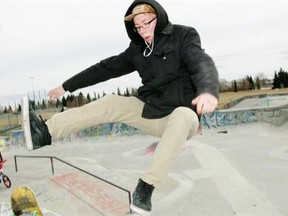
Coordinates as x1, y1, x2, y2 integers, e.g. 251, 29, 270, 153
192, 93, 218, 115
47, 86, 66, 101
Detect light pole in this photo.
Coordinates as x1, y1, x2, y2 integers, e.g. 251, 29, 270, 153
30, 76, 36, 104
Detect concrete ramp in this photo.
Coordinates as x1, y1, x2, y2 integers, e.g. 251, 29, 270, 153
1, 161, 132, 216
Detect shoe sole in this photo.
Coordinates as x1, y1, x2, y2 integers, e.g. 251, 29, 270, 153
22, 96, 33, 151
11, 185, 43, 216
130, 204, 151, 216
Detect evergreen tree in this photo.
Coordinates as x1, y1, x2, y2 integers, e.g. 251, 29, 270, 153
272, 71, 281, 89
93, 92, 97, 101
17, 104, 22, 113
232, 80, 238, 92
41, 100, 46, 109
131, 87, 138, 96
117, 87, 121, 95
61, 96, 67, 107
37, 101, 41, 109
124, 87, 130, 96
66, 94, 76, 107
56, 98, 61, 108
255, 77, 261, 90
30, 100, 36, 110
278, 68, 288, 88
246, 75, 255, 90
87, 93, 91, 103
102, 91, 106, 97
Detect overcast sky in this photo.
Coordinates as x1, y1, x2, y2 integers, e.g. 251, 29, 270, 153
1, 0, 288, 107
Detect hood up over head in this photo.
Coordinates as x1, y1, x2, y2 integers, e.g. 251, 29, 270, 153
124, 0, 169, 45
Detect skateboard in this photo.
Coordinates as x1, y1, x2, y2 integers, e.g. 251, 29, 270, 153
22, 96, 33, 151
11, 186, 43, 216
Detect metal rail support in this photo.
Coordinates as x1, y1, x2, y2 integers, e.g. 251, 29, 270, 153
14, 155, 132, 213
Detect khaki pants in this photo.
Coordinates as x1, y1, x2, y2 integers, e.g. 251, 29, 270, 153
46, 95, 199, 187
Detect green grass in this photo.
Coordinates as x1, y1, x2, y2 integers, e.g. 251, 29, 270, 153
218, 88, 288, 109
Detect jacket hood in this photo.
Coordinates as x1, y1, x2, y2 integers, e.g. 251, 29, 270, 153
124, 0, 169, 45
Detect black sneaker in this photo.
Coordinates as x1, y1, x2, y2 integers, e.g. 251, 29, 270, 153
130, 178, 155, 216
22, 96, 51, 150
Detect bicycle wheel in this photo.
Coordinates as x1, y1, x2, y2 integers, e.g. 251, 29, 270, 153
3, 174, 11, 188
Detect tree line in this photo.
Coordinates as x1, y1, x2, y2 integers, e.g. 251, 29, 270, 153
219, 68, 288, 92
1, 68, 287, 113
48, 87, 138, 109
0, 87, 138, 113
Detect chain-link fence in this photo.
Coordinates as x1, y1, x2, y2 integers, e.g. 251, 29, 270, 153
0, 113, 21, 134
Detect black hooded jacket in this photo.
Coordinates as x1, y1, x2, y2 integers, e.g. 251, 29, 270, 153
62, 0, 219, 119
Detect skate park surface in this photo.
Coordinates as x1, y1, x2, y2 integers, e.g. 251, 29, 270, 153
1, 95, 288, 216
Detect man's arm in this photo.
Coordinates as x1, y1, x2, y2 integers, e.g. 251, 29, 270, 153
181, 27, 219, 114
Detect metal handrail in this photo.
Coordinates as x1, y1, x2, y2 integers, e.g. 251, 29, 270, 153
14, 155, 132, 213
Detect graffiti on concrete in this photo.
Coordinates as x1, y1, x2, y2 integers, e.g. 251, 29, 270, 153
201, 107, 288, 128
82, 123, 141, 136
201, 110, 258, 129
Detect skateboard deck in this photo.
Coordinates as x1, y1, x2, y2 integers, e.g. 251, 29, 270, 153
11, 186, 43, 216
22, 96, 33, 151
